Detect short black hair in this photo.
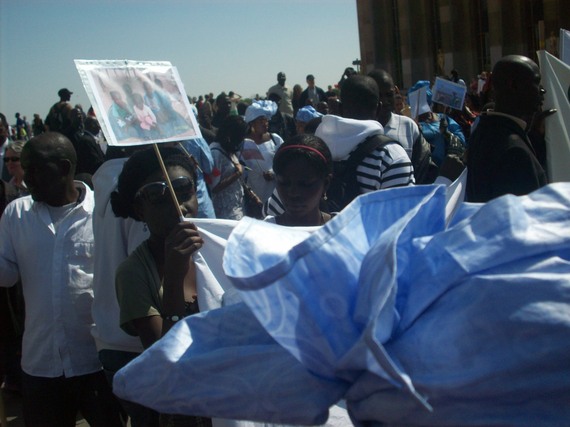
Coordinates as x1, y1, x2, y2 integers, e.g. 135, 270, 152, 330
340, 74, 380, 114
26, 132, 77, 168
367, 69, 393, 89
111, 146, 196, 221
216, 115, 248, 153
237, 101, 249, 116
273, 134, 332, 179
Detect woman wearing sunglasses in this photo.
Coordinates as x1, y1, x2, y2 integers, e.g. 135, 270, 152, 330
111, 146, 210, 427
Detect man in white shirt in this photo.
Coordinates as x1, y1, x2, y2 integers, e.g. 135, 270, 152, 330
368, 69, 438, 184
0, 132, 122, 426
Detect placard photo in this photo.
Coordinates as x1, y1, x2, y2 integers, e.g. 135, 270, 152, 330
75, 60, 200, 146
432, 77, 467, 111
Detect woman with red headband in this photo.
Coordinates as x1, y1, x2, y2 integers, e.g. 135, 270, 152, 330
266, 134, 333, 227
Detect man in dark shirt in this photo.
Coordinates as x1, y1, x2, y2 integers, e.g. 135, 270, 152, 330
45, 88, 73, 133
299, 74, 326, 108
466, 55, 548, 202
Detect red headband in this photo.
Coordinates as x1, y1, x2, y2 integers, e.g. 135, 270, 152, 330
276, 144, 328, 164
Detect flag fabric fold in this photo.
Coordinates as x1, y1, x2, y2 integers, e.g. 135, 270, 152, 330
114, 183, 570, 426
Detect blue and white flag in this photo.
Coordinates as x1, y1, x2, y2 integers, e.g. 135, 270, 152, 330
114, 182, 570, 426
537, 50, 570, 182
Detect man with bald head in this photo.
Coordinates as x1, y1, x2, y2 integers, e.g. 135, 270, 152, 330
0, 132, 122, 426
466, 55, 548, 202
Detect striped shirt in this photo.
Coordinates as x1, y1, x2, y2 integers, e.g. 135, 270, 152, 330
356, 141, 415, 192
263, 139, 414, 217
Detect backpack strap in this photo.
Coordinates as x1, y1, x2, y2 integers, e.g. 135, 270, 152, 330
344, 133, 400, 170
211, 146, 238, 165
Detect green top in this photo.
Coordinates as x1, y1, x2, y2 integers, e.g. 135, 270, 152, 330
115, 240, 163, 336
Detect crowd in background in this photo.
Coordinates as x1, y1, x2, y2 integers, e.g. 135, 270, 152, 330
0, 53, 557, 426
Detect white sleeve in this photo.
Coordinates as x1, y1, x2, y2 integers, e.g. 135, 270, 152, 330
0, 206, 20, 287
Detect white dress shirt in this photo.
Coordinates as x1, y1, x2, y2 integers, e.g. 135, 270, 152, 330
383, 112, 421, 158
0, 182, 101, 378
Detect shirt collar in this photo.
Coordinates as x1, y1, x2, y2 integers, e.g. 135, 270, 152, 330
486, 111, 527, 131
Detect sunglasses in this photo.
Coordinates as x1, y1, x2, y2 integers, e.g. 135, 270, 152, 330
135, 176, 195, 205
3, 157, 20, 163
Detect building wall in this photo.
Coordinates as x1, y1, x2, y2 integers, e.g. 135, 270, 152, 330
356, 0, 568, 90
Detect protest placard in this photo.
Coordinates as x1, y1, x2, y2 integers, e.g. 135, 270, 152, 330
407, 86, 431, 120
432, 77, 466, 111
75, 60, 200, 146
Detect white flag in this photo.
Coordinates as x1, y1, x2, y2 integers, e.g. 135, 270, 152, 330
407, 86, 431, 120
537, 50, 570, 182
560, 28, 570, 65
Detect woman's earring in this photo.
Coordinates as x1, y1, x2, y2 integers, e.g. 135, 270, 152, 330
323, 193, 328, 201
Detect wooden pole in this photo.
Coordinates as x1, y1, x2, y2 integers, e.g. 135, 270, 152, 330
153, 143, 185, 222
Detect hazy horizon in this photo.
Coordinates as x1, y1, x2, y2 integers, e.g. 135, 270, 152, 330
0, 0, 360, 127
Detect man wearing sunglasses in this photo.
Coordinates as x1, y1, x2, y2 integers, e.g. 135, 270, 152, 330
0, 132, 123, 426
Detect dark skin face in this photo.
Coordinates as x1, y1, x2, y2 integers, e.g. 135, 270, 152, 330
275, 157, 331, 226
493, 55, 545, 119
278, 74, 286, 86
21, 136, 77, 206
250, 116, 269, 136
135, 166, 198, 241
217, 97, 231, 116
377, 78, 395, 125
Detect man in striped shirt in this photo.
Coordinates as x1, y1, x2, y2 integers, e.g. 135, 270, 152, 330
315, 74, 415, 193
264, 75, 414, 216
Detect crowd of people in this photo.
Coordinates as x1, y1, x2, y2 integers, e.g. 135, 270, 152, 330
0, 52, 560, 426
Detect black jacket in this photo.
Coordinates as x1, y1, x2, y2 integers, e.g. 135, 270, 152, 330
466, 114, 547, 202
299, 86, 326, 108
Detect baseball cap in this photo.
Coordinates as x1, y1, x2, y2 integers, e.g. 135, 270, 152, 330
58, 88, 73, 97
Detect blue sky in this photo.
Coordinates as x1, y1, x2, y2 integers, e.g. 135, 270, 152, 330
0, 0, 360, 125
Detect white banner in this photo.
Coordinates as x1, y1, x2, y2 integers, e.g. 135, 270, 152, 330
560, 28, 570, 65
407, 86, 431, 120
537, 50, 570, 182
